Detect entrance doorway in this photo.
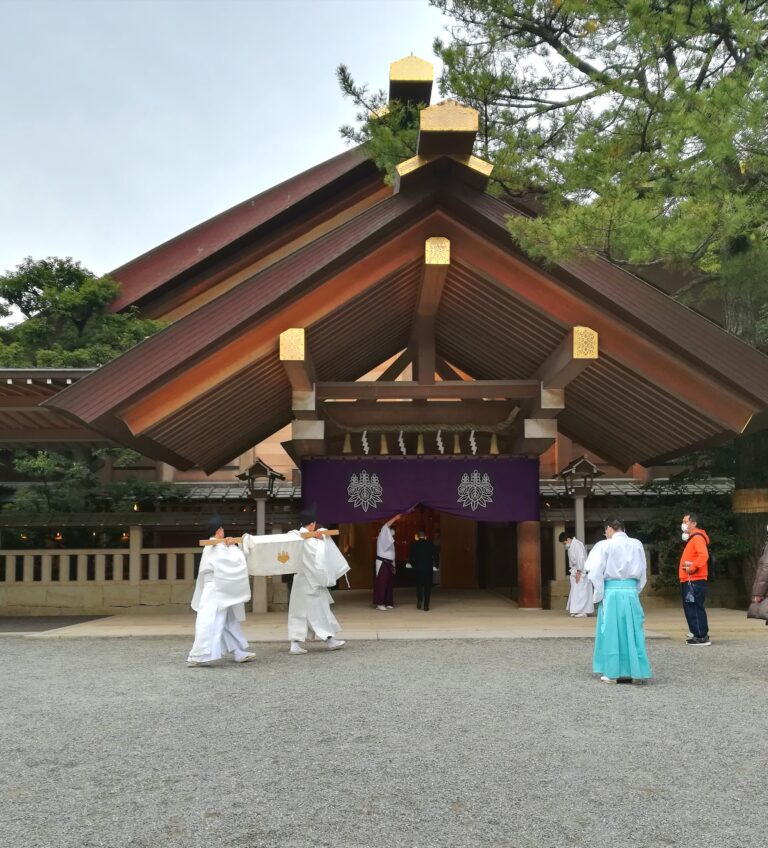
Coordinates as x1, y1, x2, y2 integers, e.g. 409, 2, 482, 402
339, 507, 490, 591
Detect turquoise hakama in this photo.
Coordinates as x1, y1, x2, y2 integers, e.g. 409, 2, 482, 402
592, 579, 652, 680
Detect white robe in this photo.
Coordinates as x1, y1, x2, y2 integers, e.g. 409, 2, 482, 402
188, 540, 251, 662
585, 531, 647, 604
287, 526, 350, 642
375, 525, 395, 577
565, 538, 594, 615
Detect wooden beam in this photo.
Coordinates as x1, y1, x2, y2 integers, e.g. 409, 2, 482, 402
528, 386, 565, 419
417, 237, 450, 321
279, 328, 315, 392
283, 438, 327, 460
512, 418, 558, 457
316, 380, 540, 401
280, 328, 317, 420
413, 318, 436, 385
323, 400, 517, 427
536, 326, 598, 389
412, 237, 450, 384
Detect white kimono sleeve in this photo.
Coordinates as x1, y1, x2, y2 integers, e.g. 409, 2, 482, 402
586, 541, 607, 604
568, 539, 587, 573
631, 539, 648, 594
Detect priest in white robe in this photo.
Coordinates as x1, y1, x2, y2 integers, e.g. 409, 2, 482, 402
559, 530, 594, 616
286, 505, 349, 655
373, 514, 401, 610
585, 517, 652, 684
187, 516, 256, 667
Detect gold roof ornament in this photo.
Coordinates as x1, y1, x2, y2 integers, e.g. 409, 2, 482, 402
425, 236, 451, 266
417, 100, 478, 155
572, 326, 599, 360
389, 54, 434, 104
394, 152, 493, 193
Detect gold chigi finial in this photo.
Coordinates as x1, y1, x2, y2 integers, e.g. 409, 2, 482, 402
389, 54, 434, 104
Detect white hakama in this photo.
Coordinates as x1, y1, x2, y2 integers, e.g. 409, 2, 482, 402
188, 540, 252, 663
286, 526, 350, 643
565, 537, 594, 616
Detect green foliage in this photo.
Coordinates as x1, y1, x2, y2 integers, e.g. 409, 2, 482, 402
0, 257, 165, 366
337, 64, 423, 183
339, 1, 768, 338
3, 449, 186, 515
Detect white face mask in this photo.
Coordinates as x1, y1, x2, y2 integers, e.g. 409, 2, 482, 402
564, 541, 571, 549
681, 522, 689, 532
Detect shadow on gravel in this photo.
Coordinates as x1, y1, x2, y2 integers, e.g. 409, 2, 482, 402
0, 616, 108, 633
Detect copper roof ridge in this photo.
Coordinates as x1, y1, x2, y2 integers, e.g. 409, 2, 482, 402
110, 146, 374, 311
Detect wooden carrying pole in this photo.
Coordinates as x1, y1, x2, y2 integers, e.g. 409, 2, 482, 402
199, 529, 339, 546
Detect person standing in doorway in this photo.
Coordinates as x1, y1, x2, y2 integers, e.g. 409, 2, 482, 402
586, 517, 652, 684
373, 514, 401, 610
406, 530, 438, 611
680, 512, 711, 646
559, 529, 594, 617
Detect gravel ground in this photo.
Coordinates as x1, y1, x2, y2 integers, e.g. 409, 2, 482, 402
1, 636, 765, 848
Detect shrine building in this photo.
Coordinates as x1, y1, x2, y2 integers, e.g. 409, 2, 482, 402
2, 55, 768, 614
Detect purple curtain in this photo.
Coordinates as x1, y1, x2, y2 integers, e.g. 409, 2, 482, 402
301, 456, 539, 524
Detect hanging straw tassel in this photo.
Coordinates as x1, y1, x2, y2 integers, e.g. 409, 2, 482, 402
453, 433, 461, 454
342, 434, 352, 454
380, 434, 389, 455
416, 433, 425, 455
490, 433, 499, 455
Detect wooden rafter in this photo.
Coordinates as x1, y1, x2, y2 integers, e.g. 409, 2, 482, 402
374, 348, 412, 383
434, 356, 469, 382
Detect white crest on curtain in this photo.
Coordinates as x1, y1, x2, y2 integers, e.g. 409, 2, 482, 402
347, 471, 384, 512
457, 470, 494, 511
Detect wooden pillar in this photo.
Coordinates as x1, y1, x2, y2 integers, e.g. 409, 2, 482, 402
553, 522, 567, 581
128, 525, 142, 584
251, 498, 268, 614
517, 521, 542, 609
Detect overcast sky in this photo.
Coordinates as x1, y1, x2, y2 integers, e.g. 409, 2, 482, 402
0, 0, 448, 276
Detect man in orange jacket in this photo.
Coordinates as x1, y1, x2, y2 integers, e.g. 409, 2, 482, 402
679, 512, 710, 646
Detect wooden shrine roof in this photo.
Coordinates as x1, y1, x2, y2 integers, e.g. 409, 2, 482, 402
45, 150, 768, 473
0, 369, 109, 449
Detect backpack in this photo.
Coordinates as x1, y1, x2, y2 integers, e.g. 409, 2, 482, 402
688, 531, 716, 581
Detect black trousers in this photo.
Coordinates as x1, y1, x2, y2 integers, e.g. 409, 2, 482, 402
415, 573, 432, 609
